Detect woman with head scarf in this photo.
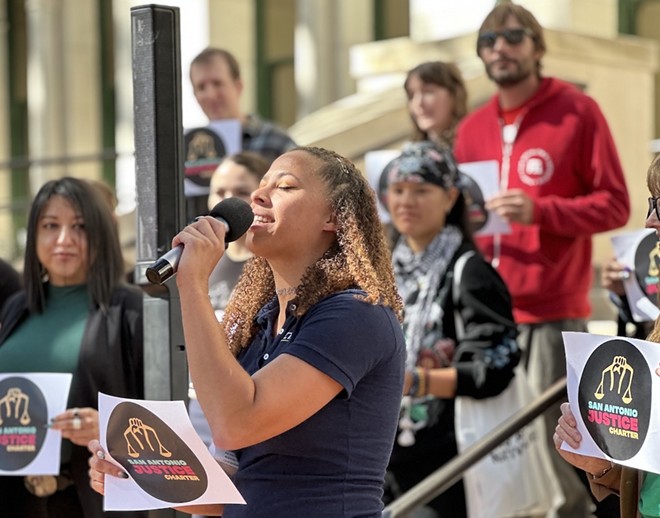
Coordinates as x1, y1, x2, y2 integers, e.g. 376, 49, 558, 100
381, 141, 518, 517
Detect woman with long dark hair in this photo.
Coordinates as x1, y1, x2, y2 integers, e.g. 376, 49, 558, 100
0, 177, 144, 518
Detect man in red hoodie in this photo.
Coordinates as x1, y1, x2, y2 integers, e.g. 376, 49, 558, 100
454, 3, 630, 517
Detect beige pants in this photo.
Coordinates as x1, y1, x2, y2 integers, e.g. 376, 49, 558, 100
518, 319, 595, 518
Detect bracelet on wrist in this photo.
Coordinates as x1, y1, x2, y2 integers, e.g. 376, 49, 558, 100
420, 368, 431, 397
407, 368, 420, 397
416, 367, 426, 398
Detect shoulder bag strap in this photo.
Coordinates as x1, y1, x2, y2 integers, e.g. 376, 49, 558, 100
452, 250, 475, 341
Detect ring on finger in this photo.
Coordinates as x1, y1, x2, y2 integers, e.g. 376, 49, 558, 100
72, 408, 80, 418
72, 417, 82, 430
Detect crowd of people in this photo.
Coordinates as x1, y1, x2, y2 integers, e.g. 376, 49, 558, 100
1, 2, 657, 517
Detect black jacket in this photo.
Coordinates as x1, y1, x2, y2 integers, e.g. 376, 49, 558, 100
0, 258, 21, 317
447, 243, 519, 399
389, 242, 518, 467
0, 284, 146, 518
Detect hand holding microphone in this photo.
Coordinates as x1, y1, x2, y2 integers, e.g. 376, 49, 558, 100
146, 197, 254, 285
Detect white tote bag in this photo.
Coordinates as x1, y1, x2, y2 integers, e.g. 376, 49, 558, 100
452, 251, 563, 518
455, 368, 563, 517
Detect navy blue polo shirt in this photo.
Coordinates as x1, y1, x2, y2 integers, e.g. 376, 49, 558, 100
223, 290, 405, 518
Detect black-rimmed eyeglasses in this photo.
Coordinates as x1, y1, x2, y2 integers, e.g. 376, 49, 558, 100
477, 28, 534, 50
648, 197, 660, 220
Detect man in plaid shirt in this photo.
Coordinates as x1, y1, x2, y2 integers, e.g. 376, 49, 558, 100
190, 47, 296, 164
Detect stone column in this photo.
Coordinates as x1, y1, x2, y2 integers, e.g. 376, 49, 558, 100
295, 0, 372, 118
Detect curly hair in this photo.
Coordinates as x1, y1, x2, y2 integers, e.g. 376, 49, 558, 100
222, 146, 404, 355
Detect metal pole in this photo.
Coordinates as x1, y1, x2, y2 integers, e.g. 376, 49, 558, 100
131, 5, 187, 517
382, 378, 567, 517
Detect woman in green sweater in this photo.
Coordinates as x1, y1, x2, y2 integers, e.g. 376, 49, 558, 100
0, 177, 145, 518
553, 153, 660, 518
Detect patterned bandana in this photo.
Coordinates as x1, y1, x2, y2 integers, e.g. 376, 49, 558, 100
379, 142, 461, 207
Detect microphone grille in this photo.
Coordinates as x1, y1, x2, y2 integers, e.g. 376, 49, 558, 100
209, 198, 254, 242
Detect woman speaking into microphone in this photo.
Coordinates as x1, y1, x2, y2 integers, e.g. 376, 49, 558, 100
89, 146, 406, 517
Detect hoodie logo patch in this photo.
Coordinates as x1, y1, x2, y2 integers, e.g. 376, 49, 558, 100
517, 148, 554, 186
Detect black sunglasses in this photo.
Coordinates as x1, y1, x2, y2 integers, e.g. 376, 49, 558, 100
477, 28, 534, 49
648, 197, 660, 220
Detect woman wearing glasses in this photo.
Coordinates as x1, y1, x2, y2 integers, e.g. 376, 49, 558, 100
553, 152, 660, 518
600, 205, 656, 341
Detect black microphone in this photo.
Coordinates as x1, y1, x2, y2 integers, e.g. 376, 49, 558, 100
145, 197, 254, 285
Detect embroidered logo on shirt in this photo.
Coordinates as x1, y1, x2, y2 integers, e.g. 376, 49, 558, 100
517, 148, 554, 186
280, 332, 293, 343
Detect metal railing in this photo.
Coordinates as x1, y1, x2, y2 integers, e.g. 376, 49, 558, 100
382, 377, 567, 517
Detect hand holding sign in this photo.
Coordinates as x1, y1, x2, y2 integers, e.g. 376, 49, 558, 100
89, 439, 129, 492
50, 407, 99, 447
553, 402, 614, 478
601, 258, 629, 297
485, 188, 534, 225
98, 393, 244, 511
560, 332, 660, 474
555, 359, 660, 476
610, 229, 660, 322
